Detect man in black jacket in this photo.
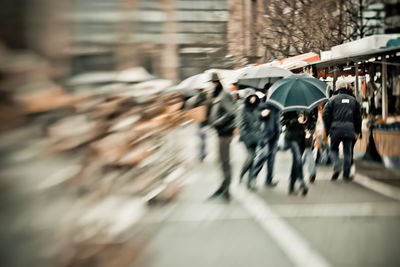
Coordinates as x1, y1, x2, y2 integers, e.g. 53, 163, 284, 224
208, 73, 236, 201
323, 79, 362, 181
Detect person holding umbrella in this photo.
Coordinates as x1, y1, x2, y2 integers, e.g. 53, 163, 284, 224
265, 73, 329, 195
322, 79, 362, 181
281, 111, 308, 195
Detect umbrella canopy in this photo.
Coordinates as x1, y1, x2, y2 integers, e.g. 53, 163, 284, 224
170, 73, 212, 91
266, 73, 329, 112
167, 72, 218, 97
237, 65, 292, 90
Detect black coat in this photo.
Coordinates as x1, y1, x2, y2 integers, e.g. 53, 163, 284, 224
281, 111, 305, 151
258, 101, 281, 142
322, 88, 362, 139
238, 90, 261, 147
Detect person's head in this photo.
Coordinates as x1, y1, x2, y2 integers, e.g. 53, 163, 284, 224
210, 72, 223, 97
335, 79, 347, 91
243, 88, 259, 106
211, 72, 220, 85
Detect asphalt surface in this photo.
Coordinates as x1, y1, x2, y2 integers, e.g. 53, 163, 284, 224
134, 124, 400, 267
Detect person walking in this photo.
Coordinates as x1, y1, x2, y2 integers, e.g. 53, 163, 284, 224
237, 89, 261, 189
281, 111, 308, 196
323, 79, 362, 181
208, 73, 236, 201
250, 84, 281, 190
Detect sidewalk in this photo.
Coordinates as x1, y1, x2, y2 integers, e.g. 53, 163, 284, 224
352, 159, 400, 201
132, 124, 400, 267
355, 159, 400, 187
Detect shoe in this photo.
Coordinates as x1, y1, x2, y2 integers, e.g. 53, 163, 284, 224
343, 176, 353, 182
247, 179, 257, 191
288, 188, 297, 195
331, 171, 340, 181
309, 174, 316, 183
209, 187, 224, 199
221, 190, 231, 201
265, 180, 278, 187
288, 184, 297, 195
300, 183, 308, 196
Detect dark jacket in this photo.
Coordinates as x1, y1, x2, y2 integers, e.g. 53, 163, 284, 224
281, 111, 306, 151
322, 88, 362, 139
238, 89, 261, 146
258, 101, 281, 142
209, 83, 236, 136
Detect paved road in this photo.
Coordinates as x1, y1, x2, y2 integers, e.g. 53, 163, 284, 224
134, 125, 400, 267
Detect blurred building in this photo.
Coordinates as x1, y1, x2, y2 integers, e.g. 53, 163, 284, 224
0, 0, 234, 83
69, 0, 233, 82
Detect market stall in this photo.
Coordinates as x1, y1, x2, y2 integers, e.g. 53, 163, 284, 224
292, 35, 400, 169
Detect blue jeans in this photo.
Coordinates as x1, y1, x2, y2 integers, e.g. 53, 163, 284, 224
330, 135, 353, 178
252, 138, 278, 183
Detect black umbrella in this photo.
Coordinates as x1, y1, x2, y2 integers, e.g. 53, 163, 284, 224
266, 74, 329, 112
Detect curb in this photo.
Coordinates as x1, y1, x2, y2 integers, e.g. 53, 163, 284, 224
354, 173, 400, 201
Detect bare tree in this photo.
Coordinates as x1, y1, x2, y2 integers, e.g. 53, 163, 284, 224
257, 0, 346, 61
228, 0, 386, 66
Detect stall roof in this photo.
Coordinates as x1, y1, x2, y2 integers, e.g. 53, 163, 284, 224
292, 45, 400, 72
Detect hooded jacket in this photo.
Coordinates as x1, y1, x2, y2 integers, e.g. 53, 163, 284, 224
322, 88, 362, 139
238, 89, 261, 146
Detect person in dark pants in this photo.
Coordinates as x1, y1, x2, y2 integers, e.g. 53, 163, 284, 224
208, 73, 236, 201
281, 111, 308, 196
323, 79, 362, 181
238, 89, 261, 189
250, 86, 281, 190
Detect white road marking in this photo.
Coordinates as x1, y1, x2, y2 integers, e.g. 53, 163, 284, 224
232, 184, 333, 267
354, 173, 400, 201
271, 202, 400, 218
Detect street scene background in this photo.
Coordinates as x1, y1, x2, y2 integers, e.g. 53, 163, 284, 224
1, 1, 400, 267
